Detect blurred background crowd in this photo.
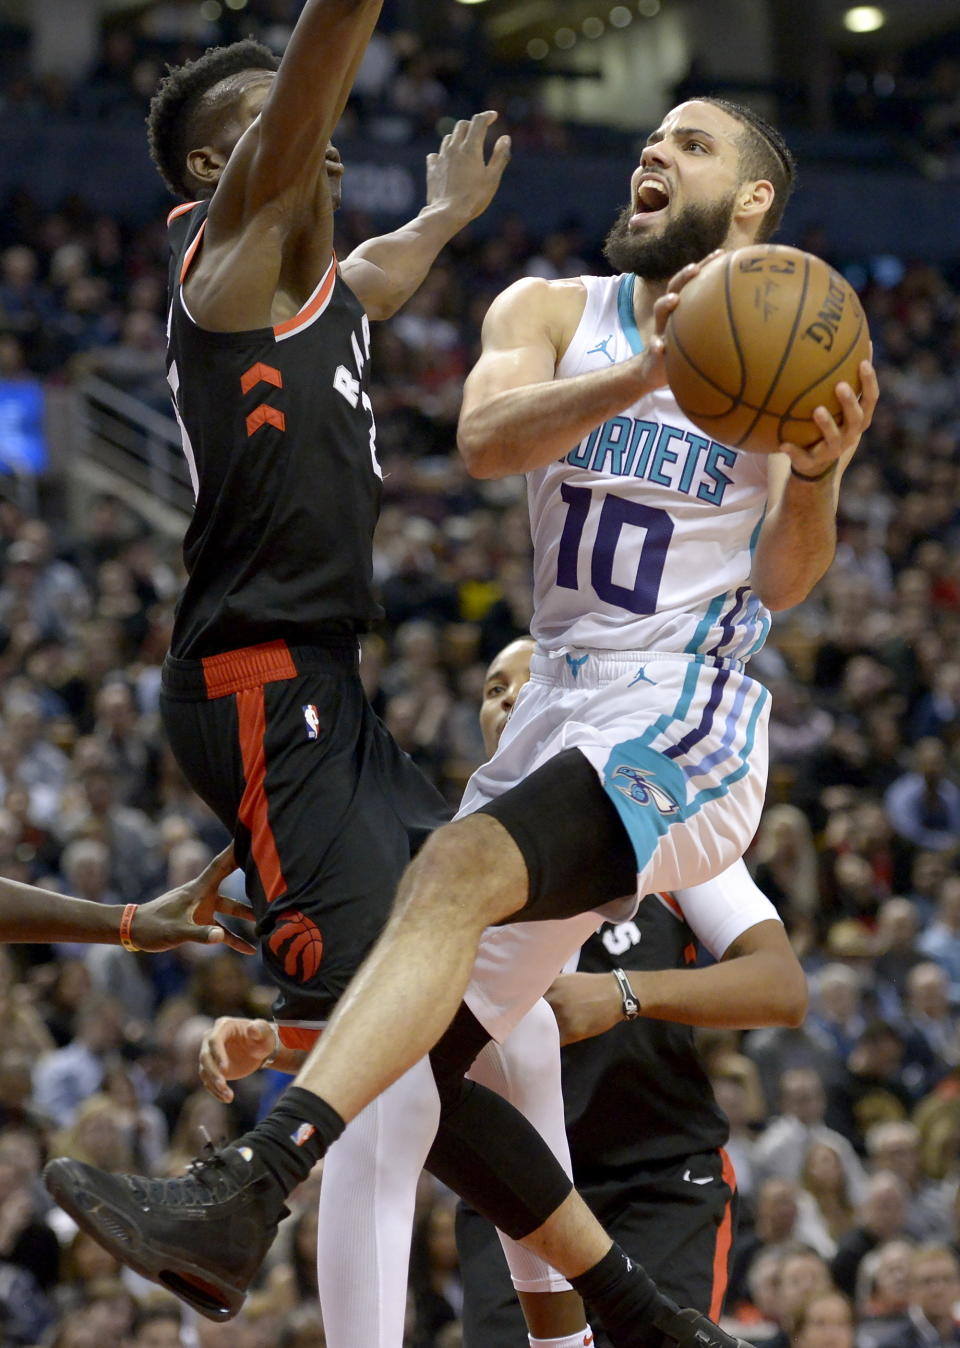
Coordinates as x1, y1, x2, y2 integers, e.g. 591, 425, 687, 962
0, 0, 958, 1346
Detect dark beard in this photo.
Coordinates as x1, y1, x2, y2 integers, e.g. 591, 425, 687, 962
603, 193, 736, 281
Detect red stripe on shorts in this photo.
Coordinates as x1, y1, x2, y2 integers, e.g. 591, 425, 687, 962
236, 685, 287, 904
709, 1148, 738, 1321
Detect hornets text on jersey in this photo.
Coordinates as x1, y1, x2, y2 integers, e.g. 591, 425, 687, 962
530, 273, 771, 661
165, 201, 384, 659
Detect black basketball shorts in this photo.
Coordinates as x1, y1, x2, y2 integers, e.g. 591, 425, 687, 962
160, 638, 451, 1030
456, 1149, 739, 1347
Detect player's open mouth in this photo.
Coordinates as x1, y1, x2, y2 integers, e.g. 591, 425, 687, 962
325, 151, 344, 177
629, 176, 670, 228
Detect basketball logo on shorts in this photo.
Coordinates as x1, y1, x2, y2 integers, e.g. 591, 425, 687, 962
303, 704, 320, 740
611, 765, 680, 816
267, 910, 324, 981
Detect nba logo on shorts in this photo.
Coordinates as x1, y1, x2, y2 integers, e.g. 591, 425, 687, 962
302, 704, 320, 740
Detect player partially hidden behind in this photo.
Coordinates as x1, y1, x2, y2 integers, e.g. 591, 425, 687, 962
46, 71, 876, 1348
459, 637, 797, 1346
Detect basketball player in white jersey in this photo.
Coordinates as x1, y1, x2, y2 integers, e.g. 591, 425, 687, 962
45, 96, 876, 1348
200, 636, 806, 1348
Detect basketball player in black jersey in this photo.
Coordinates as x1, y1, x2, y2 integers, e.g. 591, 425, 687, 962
43, 8, 767, 1346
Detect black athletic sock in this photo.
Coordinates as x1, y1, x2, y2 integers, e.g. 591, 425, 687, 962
569, 1244, 680, 1348
239, 1087, 344, 1194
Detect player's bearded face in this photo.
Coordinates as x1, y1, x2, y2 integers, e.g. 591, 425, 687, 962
603, 190, 737, 281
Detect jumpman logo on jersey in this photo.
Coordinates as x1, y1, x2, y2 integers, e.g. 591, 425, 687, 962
565, 653, 590, 679
586, 334, 616, 364
627, 667, 656, 688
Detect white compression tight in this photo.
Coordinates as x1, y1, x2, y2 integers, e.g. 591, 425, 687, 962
315, 997, 572, 1347
467, 998, 573, 1297
316, 1055, 441, 1348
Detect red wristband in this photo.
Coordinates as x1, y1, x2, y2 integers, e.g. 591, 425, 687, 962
119, 903, 140, 952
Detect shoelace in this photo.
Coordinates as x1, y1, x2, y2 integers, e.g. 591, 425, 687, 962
127, 1140, 246, 1208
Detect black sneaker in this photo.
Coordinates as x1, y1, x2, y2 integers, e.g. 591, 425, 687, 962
655, 1307, 752, 1348
44, 1141, 289, 1321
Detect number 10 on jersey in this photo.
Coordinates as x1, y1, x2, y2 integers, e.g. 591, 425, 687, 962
556, 485, 673, 616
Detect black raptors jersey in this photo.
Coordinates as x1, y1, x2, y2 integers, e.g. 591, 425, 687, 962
563, 892, 729, 1176
165, 202, 383, 659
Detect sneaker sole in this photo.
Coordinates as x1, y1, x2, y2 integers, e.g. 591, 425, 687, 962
44, 1158, 245, 1321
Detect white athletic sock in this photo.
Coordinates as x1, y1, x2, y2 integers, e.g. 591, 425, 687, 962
528, 1330, 595, 1348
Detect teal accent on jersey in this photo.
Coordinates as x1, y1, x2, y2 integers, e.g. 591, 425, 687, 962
617, 275, 644, 355
681, 683, 770, 823
629, 659, 702, 756
602, 676, 769, 874
603, 744, 687, 863
684, 591, 729, 654
743, 611, 771, 658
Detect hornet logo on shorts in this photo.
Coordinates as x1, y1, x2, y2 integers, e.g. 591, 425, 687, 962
611, 765, 680, 816
303, 704, 320, 740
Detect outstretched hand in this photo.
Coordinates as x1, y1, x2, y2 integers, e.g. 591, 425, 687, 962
130, 847, 255, 954
426, 111, 511, 226
199, 1016, 278, 1103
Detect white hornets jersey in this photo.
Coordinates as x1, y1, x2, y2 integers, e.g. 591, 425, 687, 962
529, 273, 771, 660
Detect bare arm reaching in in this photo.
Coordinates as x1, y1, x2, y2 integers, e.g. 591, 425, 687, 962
178, 0, 384, 332
341, 112, 510, 320
546, 918, 806, 1046
0, 847, 254, 952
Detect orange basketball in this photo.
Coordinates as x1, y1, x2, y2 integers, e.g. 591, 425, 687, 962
662, 244, 870, 455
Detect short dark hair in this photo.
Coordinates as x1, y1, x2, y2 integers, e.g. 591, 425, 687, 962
699, 97, 797, 241
146, 40, 279, 200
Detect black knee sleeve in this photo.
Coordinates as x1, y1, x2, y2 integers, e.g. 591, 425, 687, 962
477, 747, 637, 921
426, 1003, 573, 1241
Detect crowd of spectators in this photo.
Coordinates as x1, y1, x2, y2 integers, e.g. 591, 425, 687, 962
0, 16, 956, 1345
0, 0, 570, 164
9, 1, 960, 172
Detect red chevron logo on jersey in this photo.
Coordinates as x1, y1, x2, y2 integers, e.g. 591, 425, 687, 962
246, 404, 286, 437
268, 910, 324, 982
240, 362, 283, 394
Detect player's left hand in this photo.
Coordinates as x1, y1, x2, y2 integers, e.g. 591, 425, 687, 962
780, 357, 879, 479
129, 847, 256, 954
545, 971, 626, 1046
426, 111, 511, 224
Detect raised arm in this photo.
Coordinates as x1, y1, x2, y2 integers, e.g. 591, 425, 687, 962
234, 0, 382, 215
341, 112, 511, 320
751, 359, 879, 611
